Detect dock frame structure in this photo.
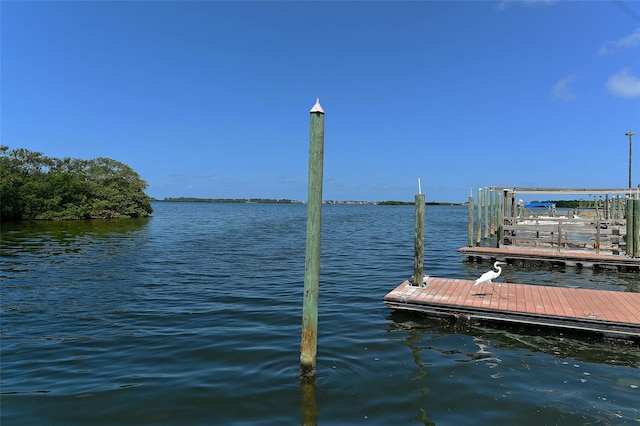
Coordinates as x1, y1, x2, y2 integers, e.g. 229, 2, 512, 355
461, 187, 640, 270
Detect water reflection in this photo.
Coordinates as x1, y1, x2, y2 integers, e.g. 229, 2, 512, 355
388, 311, 640, 368
462, 257, 640, 293
1, 217, 150, 241
388, 311, 640, 425
0, 218, 150, 268
300, 378, 318, 426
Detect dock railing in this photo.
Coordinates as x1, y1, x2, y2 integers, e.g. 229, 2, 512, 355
502, 215, 627, 255
468, 187, 639, 257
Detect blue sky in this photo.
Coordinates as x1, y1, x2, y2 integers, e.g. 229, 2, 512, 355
2, 1, 639, 202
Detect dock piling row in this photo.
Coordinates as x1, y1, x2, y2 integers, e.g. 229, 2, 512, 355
462, 186, 640, 267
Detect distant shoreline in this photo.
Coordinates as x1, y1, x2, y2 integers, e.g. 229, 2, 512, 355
152, 197, 603, 209
152, 197, 464, 206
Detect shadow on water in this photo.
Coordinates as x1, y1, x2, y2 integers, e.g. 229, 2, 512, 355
387, 311, 640, 368
1, 217, 150, 240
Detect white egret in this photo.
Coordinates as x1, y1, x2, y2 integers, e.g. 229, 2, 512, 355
474, 261, 507, 298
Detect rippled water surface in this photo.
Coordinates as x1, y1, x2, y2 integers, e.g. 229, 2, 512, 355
2, 202, 639, 425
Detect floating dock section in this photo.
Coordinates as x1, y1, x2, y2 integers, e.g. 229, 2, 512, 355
458, 246, 640, 271
384, 278, 640, 339
462, 186, 640, 269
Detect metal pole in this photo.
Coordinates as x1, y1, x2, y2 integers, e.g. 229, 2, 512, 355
300, 98, 325, 379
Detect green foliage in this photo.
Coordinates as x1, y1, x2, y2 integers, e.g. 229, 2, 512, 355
377, 200, 412, 205
0, 146, 153, 220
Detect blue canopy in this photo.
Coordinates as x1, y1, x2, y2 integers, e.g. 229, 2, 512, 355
525, 202, 554, 208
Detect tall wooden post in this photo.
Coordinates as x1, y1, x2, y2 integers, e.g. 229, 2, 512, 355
496, 190, 503, 248
633, 199, 640, 257
484, 186, 489, 239
301, 98, 325, 379
468, 195, 474, 247
491, 189, 497, 236
476, 188, 482, 245
616, 196, 622, 219
413, 190, 425, 286
626, 198, 634, 257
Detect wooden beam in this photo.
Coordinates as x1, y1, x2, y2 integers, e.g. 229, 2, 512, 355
493, 187, 636, 195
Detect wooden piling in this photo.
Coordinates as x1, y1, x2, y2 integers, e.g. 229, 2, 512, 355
634, 199, 640, 258
627, 198, 634, 257
595, 219, 600, 254
490, 189, 497, 236
300, 98, 325, 379
616, 196, 623, 219
468, 195, 474, 247
476, 188, 482, 245
484, 186, 489, 239
413, 192, 425, 286
496, 190, 503, 248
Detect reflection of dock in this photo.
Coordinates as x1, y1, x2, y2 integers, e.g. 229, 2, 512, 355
384, 278, 640, 339
458, 246, 640, 271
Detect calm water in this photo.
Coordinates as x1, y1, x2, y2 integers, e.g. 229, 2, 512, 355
1, 202, 639, 425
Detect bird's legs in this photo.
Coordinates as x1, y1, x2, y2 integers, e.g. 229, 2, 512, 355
475, 280, 491, 297
487, 281, 506, 299
476, 280, 506, 299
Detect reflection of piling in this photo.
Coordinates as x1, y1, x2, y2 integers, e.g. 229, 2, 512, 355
300, 98, 324, 378
413, 192, 425, 286
300, 379, 318, 425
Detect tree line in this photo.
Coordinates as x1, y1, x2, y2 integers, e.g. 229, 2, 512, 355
1, 146, 153, 220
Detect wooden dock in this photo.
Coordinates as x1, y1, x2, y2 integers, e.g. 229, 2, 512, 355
384, 278, 640, 339
458, 246, 640, 271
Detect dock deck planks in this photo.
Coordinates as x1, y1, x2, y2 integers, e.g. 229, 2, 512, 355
384, 278, 640, 338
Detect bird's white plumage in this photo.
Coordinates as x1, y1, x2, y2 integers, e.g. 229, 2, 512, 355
475, 261, 506, 285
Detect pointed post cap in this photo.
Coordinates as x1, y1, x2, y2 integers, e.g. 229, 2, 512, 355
310, 98, 324, 114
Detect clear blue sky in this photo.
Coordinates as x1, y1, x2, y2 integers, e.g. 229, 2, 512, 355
2, 1, 639, 202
